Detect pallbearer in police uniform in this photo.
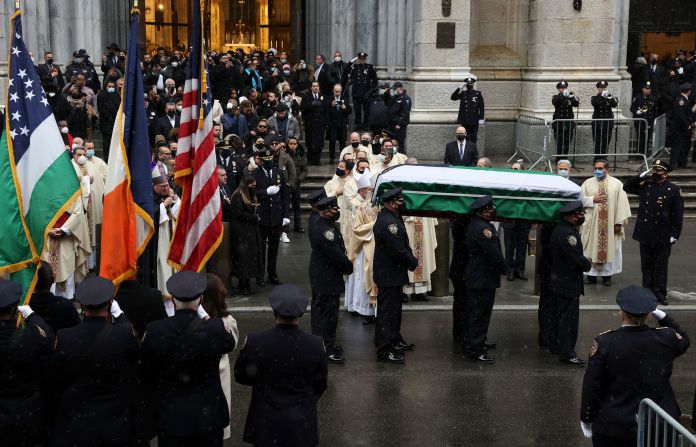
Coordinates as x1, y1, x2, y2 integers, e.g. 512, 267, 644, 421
451, 77, 485, 143
630, 81, 658, 156
549, 201, 592, 366
309, 196, 353, 364
580, 286, 689, 446
552, 81, 580, 155
373, 188, 418, 364
591, 81, 618, 157
623, 160, 684, 305
463, 195, 507, 363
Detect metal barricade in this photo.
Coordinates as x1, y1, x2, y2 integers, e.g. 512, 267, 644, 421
637, 398, 696, 447
548, 117, 650, 170
511, 115, 550, 170
651, 114, 668, 162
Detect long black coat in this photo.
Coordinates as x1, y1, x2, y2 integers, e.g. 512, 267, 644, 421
373, 208, 418, 288
549, 220, 591, 298
302, 92, 329, 143
309, 215, 353, 295
229, 193, 263, 279
465, 216, 507, 289
235, 324, 328, 447
623, 175, 684, 245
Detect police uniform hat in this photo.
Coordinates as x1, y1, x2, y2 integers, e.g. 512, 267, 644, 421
556, 81, 569, 89
652, 159, 672, 172
380, 187, 403, 203
257, 145, 273, 159
269, 284, 308, 318
465, 77, 476, 85
392, 81, 403, 89
316, 196, 339, 211
559, 200, 584, 215
469, 194, 495, 211
616, 285, 657, 315
166, 270, 207, 301
0, 279, 23, 309
642, 81, 652, 89
381, 129, 396, 139
379, 82, 390, 89
679, 82, 692, 92
596, 80, 608, 88
676, 49, 686, 56
357, 52, 368, 59
74, 276, 116, 307
305, 189, 326, 205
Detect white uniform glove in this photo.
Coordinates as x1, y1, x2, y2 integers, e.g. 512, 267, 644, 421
459, 83, 466, 90
639, 169, 652, 178
197, 304, 210, 320
17, 305, 34, 319
652, 309, 667, 320
478, 119, 485, 125
669, 236, 677, 244
266, 185, 280, 196
110, 300, 124, 319
350, 57, 358, 63
580, 421, 593, 438
282, 218, 290, 226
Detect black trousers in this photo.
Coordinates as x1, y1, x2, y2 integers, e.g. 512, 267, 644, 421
537, 286, 555, 349
671, 133, 690, 168
311, 292, 340, 352
591, 434, 635, 447
374, 286, 404, 350
464, 288, 496, 357
259, 225, 281, 279
639, 243, 671, 301
553, 123, 575, 155
549, 292, 579, 360
592, 121, 613, 156
451, 279, 468, 340
353, 95, 369, 127
327, 123, 346, 163
635, 123, 653, 155
290, 187, 302, 228
391, 125, 408, 154
462, 123, 479, 144
503, 223, 530, 275
158, 430, 223, 447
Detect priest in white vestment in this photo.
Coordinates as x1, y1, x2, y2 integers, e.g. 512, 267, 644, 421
153, 174, 181, 296
71, 146, 100, 269
324, 160, 356, 239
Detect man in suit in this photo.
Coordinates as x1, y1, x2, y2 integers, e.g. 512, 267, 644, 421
302, 81, 330, 165
218, 165, 233, 223
29, 262, 80, 332
36, 50, 65, 89
313, 54, 333, 97
154, 101, 180, 143
114, 275, 167, 340
141, 271, 239, 446
444, 126, 479, 166
580, 286, 689, 445
235, 284, 328, 447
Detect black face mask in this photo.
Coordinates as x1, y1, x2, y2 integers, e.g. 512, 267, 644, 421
397, 203, 407, 214
456, 134, 466, 141
220, 148, 231, 157
345, 161, 355, 171
652, 173, 665, 182
335, 168, 346, 177
167, 110, 175, 117
466, 85, 473, 90
248, 186, 256, 193
361, 139, 370, 146
46, 58, 54, 65
372, 144, 381, 155
330, 210, 340, 222
575, 216, 586, 226
263, 159, 273, 170
351, 141, 360, 148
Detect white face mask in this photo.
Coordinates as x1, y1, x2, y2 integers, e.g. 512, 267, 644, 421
378, 154, 386, 164
107, 87, 115, 93
171, 61, 179, 67
558, 169, 569, 178
61, 127, 69, 134
48, 92, 56, 97
678, 67, 684, 74
226, 103, 234, 110
334, 56, 342, 62
77, 155, 87, 165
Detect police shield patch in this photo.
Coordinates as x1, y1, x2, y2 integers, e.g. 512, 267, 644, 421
388, 224, 398, 235
324, 230, 335, 241
589, 340, 598, 357
567, 235, 577, 246
483, 228, 493, 239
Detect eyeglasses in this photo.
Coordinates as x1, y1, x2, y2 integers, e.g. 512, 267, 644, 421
258, 125, 267, 128
271, 141, 279, 145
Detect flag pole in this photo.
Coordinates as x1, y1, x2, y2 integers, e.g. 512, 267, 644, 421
14, 0, 20, 11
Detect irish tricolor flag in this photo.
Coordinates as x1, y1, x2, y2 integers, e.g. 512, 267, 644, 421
99, 6, 154, 285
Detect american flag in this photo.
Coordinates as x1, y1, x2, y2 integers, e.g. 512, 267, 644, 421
168, 0, 222, 271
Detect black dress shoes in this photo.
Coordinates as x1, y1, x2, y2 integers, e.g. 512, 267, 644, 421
268, 276, 283, 285
395, 340, 416, 351
327, 353, 345, 364
256, 279, 265, 287
469, 354, 495, 364
377, 350, 405, 364
507, 273, 515, 281
411, 293, 429, 302
560, 357, 586, 366
293, 226, 306, 233
362, 316, 375, 325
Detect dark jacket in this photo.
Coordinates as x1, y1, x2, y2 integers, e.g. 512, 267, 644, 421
580, 314, 690, 438
389, 92, 412, 128
444, 139, 478, 166
373, 208, 418, 288
252, 166, 290, 226
549, 220, 591, 298
591, 93, 618, 119
235, 324, 328, 447
623, 175, 684, 245
670, 93, 694, 136
464, 216, 507, 289
552, 93, 579, 121
314, 63, 333, 97
154, 114, 180, 143
309, 216, 353, 295
114, 280, 167, 340
229, 193, 263, 279
141, 310, 237, 438
37, 63, 65, 89
220, 185, 233, 222
97, 90, 121, 138
29, 291, 80, 332
451, 87, 485, 126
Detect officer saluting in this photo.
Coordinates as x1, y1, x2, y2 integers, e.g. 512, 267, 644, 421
373, 188, 418, 364
580, 286, 689, 444
141, 270, 239, 445
623, 160, 684, 305
309, 196, 353, 364
463, 195, 507, 363
235, 284, 328, 447
451, 77, 485, 143
346, 52, 378, 129
590, 80, 618, 157
0, 279, 55, 447
549, 201, 592, 365
552, 81, 580, 155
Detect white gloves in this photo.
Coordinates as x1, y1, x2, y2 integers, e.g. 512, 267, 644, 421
197, 304, 210, 320
580, 421, 593, 438
652, 309, 667, 320
669, 236, 677, 244
110, 300, 124, 319
350, 57, 358, 63
459, 83, 466, 90
639, 169, 652, 178
282, 218, 290, 226
17, 305, 34, 319
478, 119, 485, 125
266, 185, 280, 196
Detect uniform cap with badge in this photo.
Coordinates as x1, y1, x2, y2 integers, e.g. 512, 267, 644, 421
616, 285, 657, 316
0, 278, 23, 310
642, 81, 651, 90
269, 284, 308, 318
652, 159, 671, 172
556, 81, 569, 89
679, 82, 692, 92
357, 52, 368, 59
559, 200, 584, 215
469, 194, 495, 212
391, 81, 403, 89
166, 270, 208, 301
380, 187, 403, 204
596, 80, 608, 88
74, 276, 116, 307
316, 196, 339, 211
465, 77, 476, 85
305, 189, 327, 206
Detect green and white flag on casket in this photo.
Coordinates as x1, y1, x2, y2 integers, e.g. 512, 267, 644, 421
373, 164, 582, 222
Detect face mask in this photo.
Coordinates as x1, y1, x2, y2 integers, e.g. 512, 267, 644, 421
171, 62, 179, 67
330, 210, 341, 222
280, 58, 288, 64
46, 58, 54, 65
650, 59, 657, 65
575, 215, 586, 226
594, 169, 605, 179
361, 139, 370, 146
334, 56, 342, 62
71, 93, 81, 99
283, 69, 291, 76
107, 87, 115, 93
300, 63, 306, 69
167, 110, 175, 117
378, 154, 386, 164
74, 58, 82, 64
48, 92, 56, 97
378, 88, 386, 95
397, 202, 407, 214
678, 67, 684, 74
391, 90, 398, 97
176, 105, 182, 112
652, 173, 664, 182
263, 159, 273, 170
86, 149, 95, 158
60, 127, 69, 134
345, 161, 355, 171
77, 155, 87, 165
226, 103, 234, 110
456, 134, 466, 141
558, 169, 569, 178
351, 141, 360, 148
335, 168, 346, 177
466, 84, 473, 90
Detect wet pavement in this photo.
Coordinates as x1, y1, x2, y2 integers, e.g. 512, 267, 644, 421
224, 310, 696, 446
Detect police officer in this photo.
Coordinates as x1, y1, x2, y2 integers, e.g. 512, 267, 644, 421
580, 286, 689, 445
217, 136, 245, 192
591, 80, 618, 157
141, 270, 239, 446
669, 82, 695, 168
305, 189, 327, 231
630, 81, 658, 156
52, 276, 139, 446
388, 81, 412, 154
346, 52, 378, 129
373, 188, 418, 364
552, 81, 580, 155
235, 284, 328, 447
463, 195, 507, 363
29, 261, 80, 332
451, 77, 485, 143
549, 201, 592, 366
0, 279, 55, 447
623, 160, 684, 305
367, 83, 392, 137
252, 146, 290, 286
309, 196, 353, 364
